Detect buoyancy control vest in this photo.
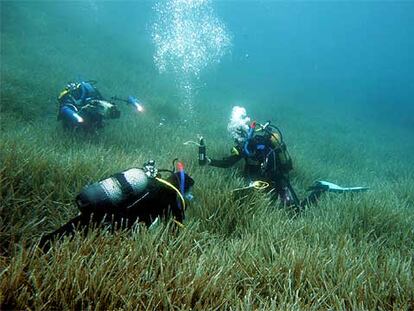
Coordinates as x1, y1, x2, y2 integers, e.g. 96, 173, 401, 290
244, 123, 293, 177
58, 81, 102, 108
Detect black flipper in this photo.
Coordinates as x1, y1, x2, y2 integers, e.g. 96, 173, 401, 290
39, 215, 85, 252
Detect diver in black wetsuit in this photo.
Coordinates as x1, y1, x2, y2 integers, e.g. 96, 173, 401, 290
39, 160, 194, 250
199, 106, 368, 211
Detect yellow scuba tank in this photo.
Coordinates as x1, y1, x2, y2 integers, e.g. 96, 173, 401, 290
254, 122, 292, 174
269, 131, 293, 173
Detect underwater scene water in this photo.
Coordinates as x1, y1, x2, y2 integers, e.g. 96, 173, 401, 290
1, 1, 414, 309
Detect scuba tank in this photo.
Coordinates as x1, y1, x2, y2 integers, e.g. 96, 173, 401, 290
76, 168, 150, 216
198, 137, 207, 165
60, 105, 84, 124
260, 123, 293, 175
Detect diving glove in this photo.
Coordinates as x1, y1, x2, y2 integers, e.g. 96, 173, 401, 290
199, 156, 212, 166
308, 180, 369, 193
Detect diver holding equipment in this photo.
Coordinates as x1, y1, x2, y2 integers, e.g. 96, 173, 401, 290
57, 80, 144, 130
111, 95, 145, 113
39, 160, 194, 250
198, 106, 368, 211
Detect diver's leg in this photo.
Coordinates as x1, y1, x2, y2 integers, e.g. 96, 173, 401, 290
299, 189, 326, 209
95, 115, 104, 129
39, 215, 86, 251
272, 177, 301, 211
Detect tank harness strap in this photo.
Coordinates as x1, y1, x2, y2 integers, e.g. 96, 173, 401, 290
113, 173, 135, 197
265, 147, 277, 172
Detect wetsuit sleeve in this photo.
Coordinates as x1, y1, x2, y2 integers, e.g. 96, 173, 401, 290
90, 87, 104, 100
209, 152, 242, 168
58, 91, 74, 106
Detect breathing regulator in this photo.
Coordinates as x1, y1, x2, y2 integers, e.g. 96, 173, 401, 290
143, 160, 158, 178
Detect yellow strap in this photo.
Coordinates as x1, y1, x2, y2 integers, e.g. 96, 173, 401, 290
155, 177, 186, 210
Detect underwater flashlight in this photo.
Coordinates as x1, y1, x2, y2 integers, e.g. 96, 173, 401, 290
198, 137, 207, 166
127, 96, 144, 113
136, 104, 144, 112
75, 114, 84, 123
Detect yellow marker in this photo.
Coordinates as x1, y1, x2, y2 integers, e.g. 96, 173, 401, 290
232, 180, 269, 192
251, 180, 269, 190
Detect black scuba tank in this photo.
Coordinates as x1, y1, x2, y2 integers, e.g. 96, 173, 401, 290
198, 137, 207, 165
76, 168, 149, 215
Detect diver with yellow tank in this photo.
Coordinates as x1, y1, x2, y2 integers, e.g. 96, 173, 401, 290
197, 106, 368, 211
57, 80, 144, 130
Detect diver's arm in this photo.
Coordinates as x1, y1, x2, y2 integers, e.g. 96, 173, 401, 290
208, 153, 242, 168
59, 92, 77, 107
94, 88, 104, 100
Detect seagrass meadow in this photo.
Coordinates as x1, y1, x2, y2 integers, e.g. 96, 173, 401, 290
1, 1, 414, 310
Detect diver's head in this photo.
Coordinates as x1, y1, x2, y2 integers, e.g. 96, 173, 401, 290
227, 106, 251, 143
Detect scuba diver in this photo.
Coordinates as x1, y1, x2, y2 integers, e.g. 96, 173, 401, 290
57, 80, 144, 130
39, 160, 194, 250
197, 106, 368, 211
